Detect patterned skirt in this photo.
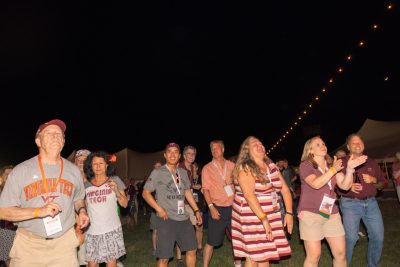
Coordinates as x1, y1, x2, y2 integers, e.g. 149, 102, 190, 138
0, 228, 16, 261
85, 226, 126, 263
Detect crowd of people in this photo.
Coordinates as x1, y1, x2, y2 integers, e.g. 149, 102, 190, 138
0, 118, 395, 267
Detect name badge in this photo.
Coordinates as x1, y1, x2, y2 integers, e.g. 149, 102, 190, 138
43, 214, 63, 236
177, 200, 185, 215
224, 185, 234, 197
319, 194, 335, 218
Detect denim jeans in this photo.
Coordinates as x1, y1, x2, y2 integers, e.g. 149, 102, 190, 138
340, 197, 384, 267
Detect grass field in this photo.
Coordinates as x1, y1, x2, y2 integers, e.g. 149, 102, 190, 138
120, 198, 400, 267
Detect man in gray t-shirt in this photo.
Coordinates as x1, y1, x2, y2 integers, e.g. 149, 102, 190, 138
0, 119, 90, 267
143, 143, 202, 267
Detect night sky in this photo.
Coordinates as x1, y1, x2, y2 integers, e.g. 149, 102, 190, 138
1, 1, 399, 167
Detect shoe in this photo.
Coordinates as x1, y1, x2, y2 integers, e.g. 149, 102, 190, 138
358, 231, 366, 237
197, 248, 203, 257
176, 259, 185, 267
152, 249, 156, 257
116, 261, 124, 267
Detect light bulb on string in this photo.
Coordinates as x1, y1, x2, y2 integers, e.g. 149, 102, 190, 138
266, 3, 394, 154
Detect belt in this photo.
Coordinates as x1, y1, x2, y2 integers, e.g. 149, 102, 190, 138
342, 196, 374, 201
17, 228, 55, 240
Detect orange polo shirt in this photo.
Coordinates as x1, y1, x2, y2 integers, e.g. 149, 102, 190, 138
202, 159, 235, 207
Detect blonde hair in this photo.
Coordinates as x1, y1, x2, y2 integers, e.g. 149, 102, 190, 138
232, 136, 271, 184
300, 136, 332, 169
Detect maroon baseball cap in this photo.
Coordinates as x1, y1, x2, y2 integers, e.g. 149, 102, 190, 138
165, 142, 180, 151
36, 119, 66, 136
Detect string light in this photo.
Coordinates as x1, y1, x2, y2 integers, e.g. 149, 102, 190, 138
266, 3, 394, 155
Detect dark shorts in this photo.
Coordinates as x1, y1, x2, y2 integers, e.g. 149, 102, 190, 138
155, 217, 197, 259
207, 205, 232, 247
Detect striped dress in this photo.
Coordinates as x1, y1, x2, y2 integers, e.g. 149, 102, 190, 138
231, 164, 291, 262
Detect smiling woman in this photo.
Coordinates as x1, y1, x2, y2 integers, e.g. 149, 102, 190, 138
83, 150, 128, 266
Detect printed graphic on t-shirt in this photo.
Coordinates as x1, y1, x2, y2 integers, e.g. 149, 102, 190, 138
24, 177, 74, 201
165, 180, 184, 201
86, 185, 114, 204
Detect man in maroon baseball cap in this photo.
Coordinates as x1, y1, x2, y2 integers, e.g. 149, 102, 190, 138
0, 118, 90, 266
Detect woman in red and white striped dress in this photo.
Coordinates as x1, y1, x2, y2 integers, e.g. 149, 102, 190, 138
231, 136, 293, 266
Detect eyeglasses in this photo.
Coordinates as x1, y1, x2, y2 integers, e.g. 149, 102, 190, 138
42, 131, 64, 138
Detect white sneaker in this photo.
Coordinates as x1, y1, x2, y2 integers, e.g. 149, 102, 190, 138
358, 231, 366, 237
117, 261, 124, 267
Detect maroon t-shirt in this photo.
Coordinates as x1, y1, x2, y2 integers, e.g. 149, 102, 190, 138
298, 161, 339, 214
338, 156, 385, 199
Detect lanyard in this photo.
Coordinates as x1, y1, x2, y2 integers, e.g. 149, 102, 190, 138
318, 166, 332, 191
166, 165, 181, 195
38, 156, 64, 198
212, 160, 227, 184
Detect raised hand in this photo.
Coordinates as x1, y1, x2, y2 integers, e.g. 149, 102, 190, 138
347, 154, 368, 170
332, 156, 344, 173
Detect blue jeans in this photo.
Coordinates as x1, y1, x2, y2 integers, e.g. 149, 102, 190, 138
340, 197, 384, 267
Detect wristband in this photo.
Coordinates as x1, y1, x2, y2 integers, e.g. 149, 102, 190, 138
33, 208, 40, 218
329, 167, 337, 175
208, 203, 214, 208
77, 207, 87, 214
286, 211, 294, 216
258, 213, 267, 221
193, 209, 199, 213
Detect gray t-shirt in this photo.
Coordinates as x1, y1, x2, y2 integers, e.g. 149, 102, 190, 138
0, 156, 85, 238
144, 165, 191, 221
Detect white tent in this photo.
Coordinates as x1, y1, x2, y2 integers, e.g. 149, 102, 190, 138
357, 119, 400, 161
334, 118, 400, 162
112, 148, 165, 181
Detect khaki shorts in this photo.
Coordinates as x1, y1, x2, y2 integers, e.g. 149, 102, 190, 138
299, 211, 345, 241
185, 204, 202, 226
10, 227, 80, 267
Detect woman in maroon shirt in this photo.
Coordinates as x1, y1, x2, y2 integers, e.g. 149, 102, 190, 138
297, 136, 366, 267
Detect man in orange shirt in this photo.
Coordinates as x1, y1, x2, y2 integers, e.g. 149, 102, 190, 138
202, 140, 241, 267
